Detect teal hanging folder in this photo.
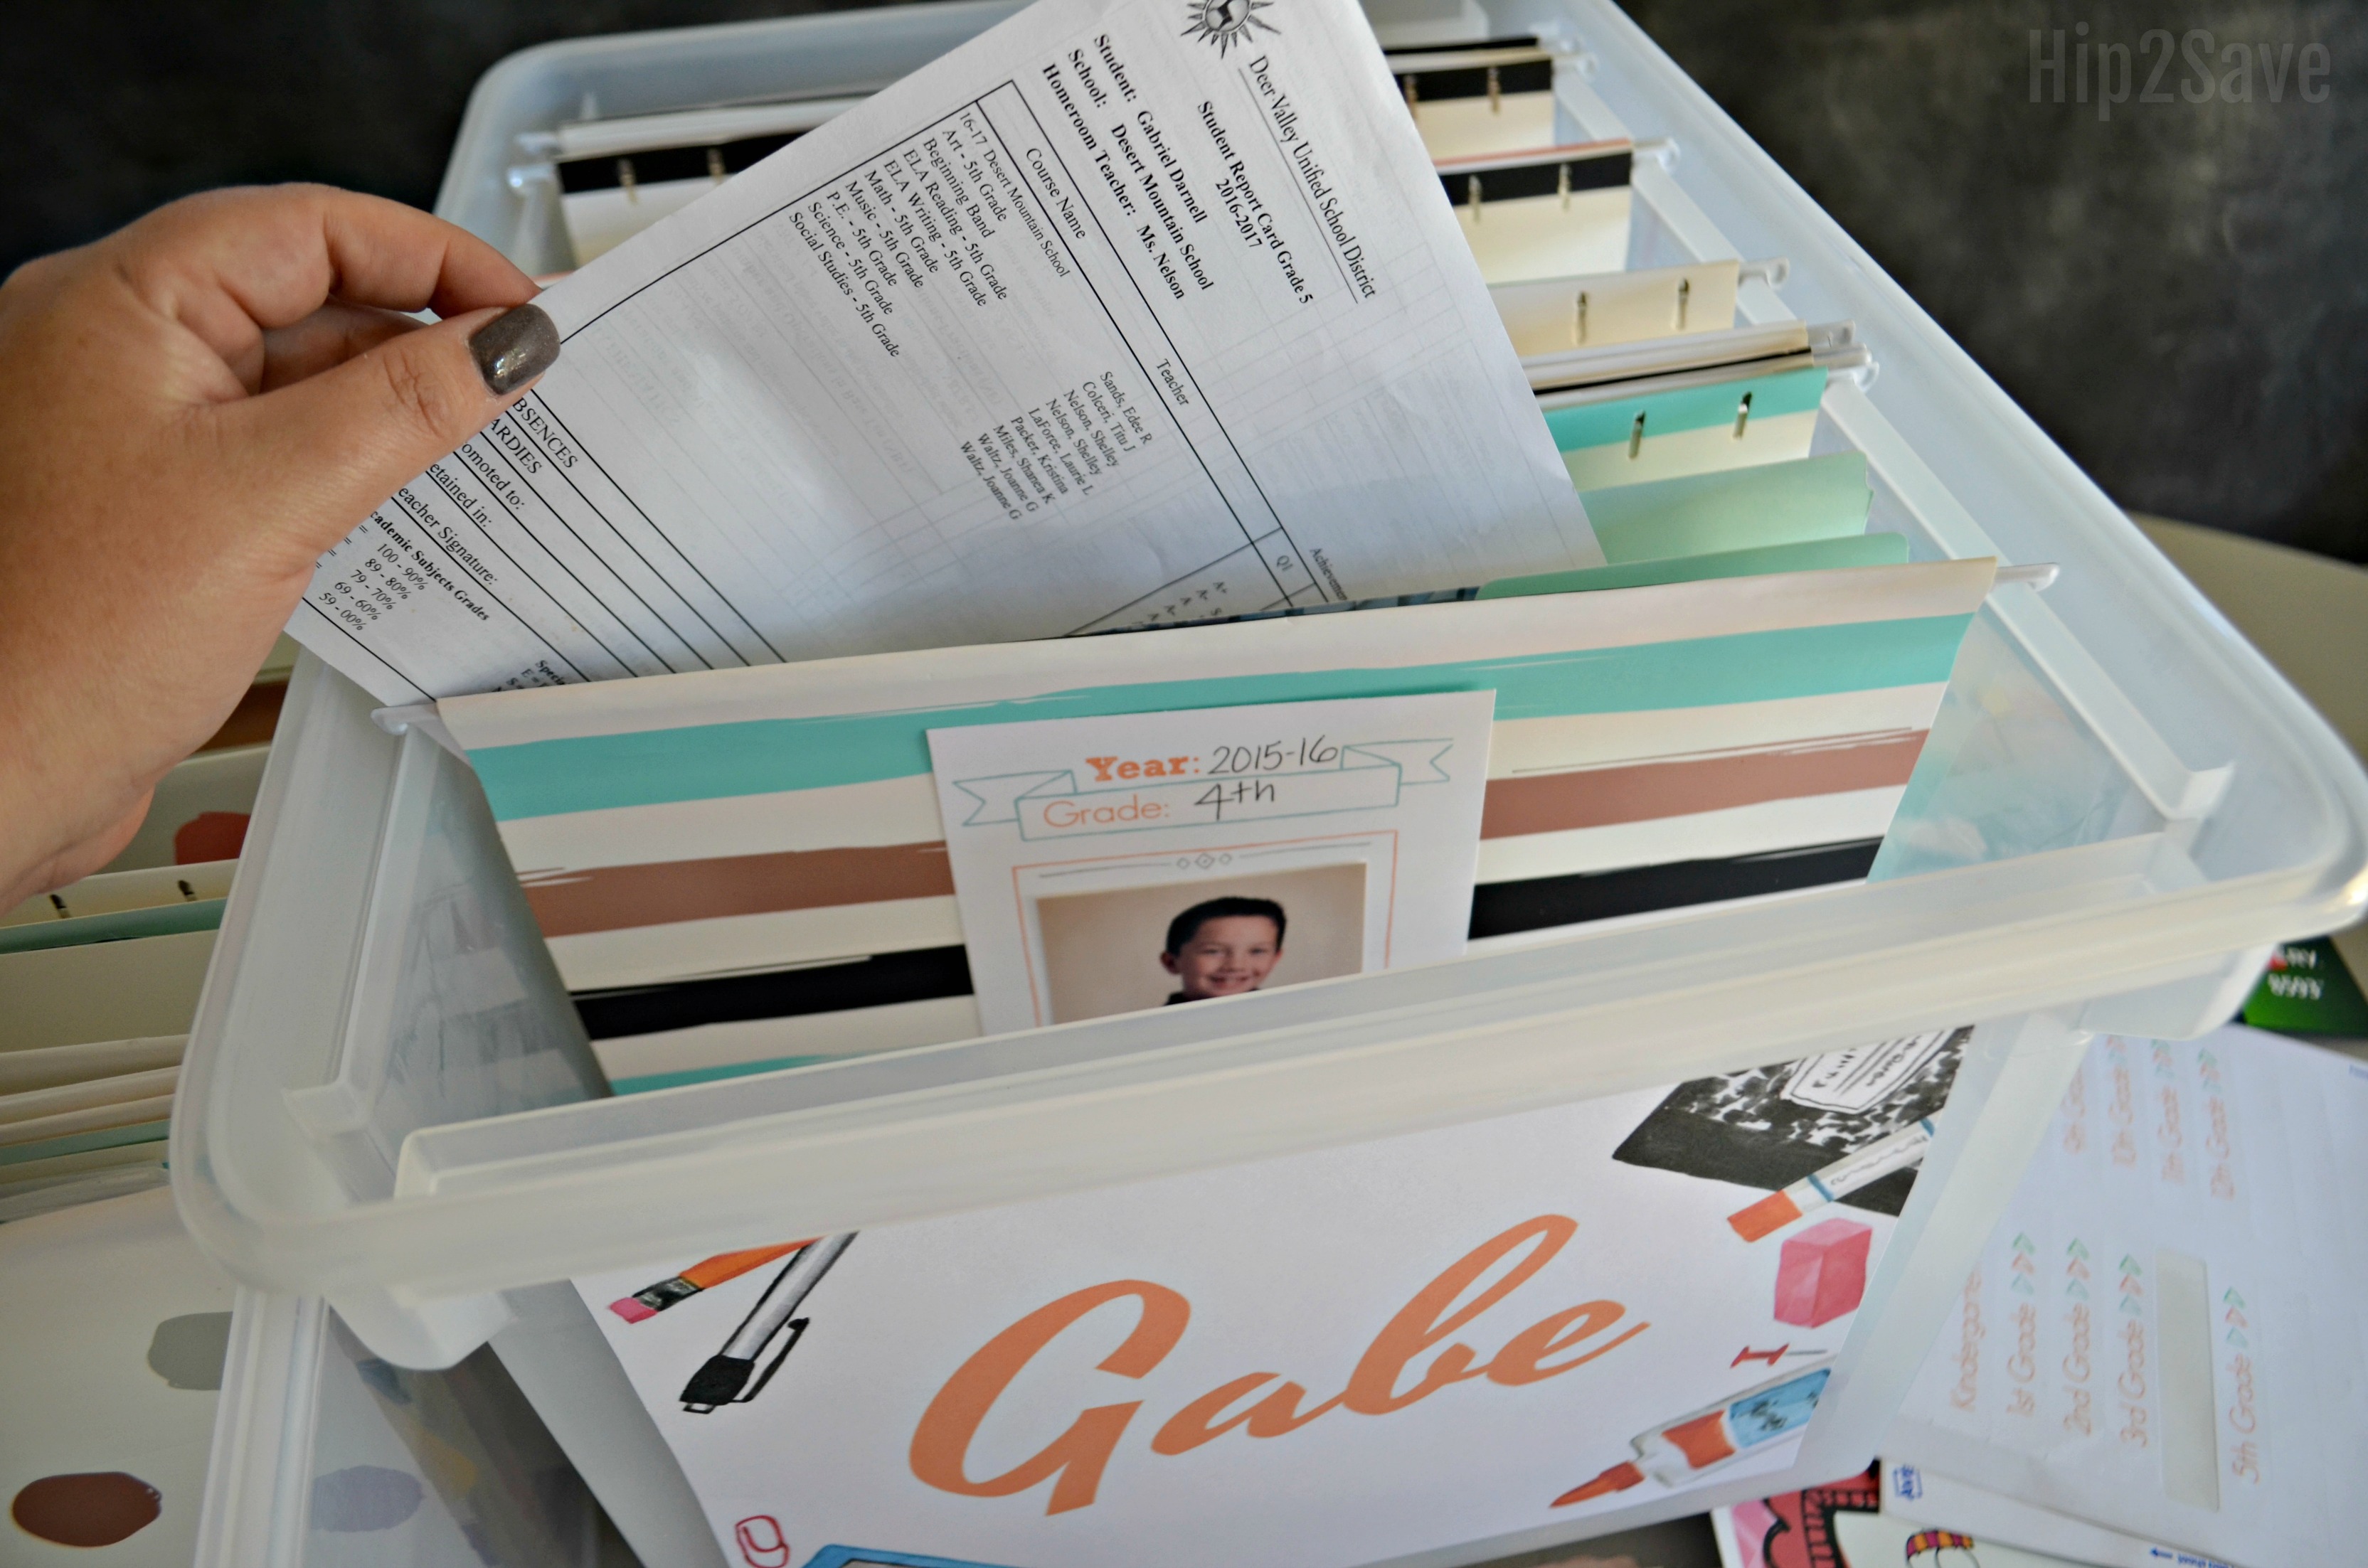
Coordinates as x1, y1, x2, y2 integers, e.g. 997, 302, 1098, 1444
1480, 530, 1909, 599
1578, 452, 1874, 564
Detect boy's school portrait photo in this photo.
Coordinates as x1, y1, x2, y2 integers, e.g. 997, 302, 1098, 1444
1033, 863, 1367, 1024
1159, 895, 1286, 1004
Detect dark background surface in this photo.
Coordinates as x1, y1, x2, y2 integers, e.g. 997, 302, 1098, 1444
5, 0, 2362, 560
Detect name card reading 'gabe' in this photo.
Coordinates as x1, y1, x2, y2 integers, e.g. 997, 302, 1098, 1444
573, 1054, 1923, 1568
926, 690, 1494, 1032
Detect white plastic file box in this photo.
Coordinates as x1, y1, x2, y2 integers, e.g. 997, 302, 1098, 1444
179, 0, 2368, 1563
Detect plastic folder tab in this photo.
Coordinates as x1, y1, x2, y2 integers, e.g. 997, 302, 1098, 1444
1581, 453, 1871, 564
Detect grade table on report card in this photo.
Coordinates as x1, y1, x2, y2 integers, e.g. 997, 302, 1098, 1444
288, 0, 1599, 705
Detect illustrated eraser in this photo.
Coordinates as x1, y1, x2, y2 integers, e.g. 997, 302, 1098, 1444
1728, 1190, 1802, 1242
1773, 1217, 1872, 1327
608, 1296, 658, 1323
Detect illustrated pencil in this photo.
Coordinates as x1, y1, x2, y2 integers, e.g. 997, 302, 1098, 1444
609, 1240, 813, 1323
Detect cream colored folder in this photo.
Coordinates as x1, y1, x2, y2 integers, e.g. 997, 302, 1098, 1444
1491, 259, 1741, 356
1443, 142, 1633, 283
1390, 43, 1561, 159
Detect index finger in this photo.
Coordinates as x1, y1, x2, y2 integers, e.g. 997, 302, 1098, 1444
103, 184, 536, 369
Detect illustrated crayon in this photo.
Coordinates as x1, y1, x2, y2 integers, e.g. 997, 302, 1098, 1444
1726, 1117, 1937, 1242
609, 1241, 813, 1323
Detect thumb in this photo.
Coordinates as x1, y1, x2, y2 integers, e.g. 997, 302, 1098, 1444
220, 301, 561, 567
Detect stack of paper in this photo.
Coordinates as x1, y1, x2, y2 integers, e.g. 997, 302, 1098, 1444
0, 1035, 188, 1223
0, 644, 290, 1221
1876, 1025, 2368, 1565
2, 848, 227, 1217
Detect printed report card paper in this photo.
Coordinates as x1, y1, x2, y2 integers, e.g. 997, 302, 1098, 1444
926, 691, 1494, 1032
291, 0, 1599, 704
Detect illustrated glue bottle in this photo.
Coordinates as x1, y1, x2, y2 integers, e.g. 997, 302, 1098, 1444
1552, 1360, 1834, 1507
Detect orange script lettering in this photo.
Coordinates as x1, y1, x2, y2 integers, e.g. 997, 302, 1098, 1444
909, 1217, 1647, 1513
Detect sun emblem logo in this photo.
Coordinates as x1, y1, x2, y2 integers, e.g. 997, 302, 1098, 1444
1182, 0, 1278, 55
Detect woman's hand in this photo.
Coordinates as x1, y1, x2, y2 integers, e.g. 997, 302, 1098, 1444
0, 184, 559, 908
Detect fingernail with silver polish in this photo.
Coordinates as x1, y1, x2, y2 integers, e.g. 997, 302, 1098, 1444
469, 304, 561, 395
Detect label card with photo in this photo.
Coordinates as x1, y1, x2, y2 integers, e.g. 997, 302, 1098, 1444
925, 691, 1496, 1033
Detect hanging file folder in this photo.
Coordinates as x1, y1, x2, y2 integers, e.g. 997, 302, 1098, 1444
1389, 40, 1561, 159
1443, 142, 1633, 283
1544, 362, 1827, 490
1491, 258, 1740, 357
1482, 532, 1911, 599
427, 561, 1993, 1087
1576, 452, 1874, 564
